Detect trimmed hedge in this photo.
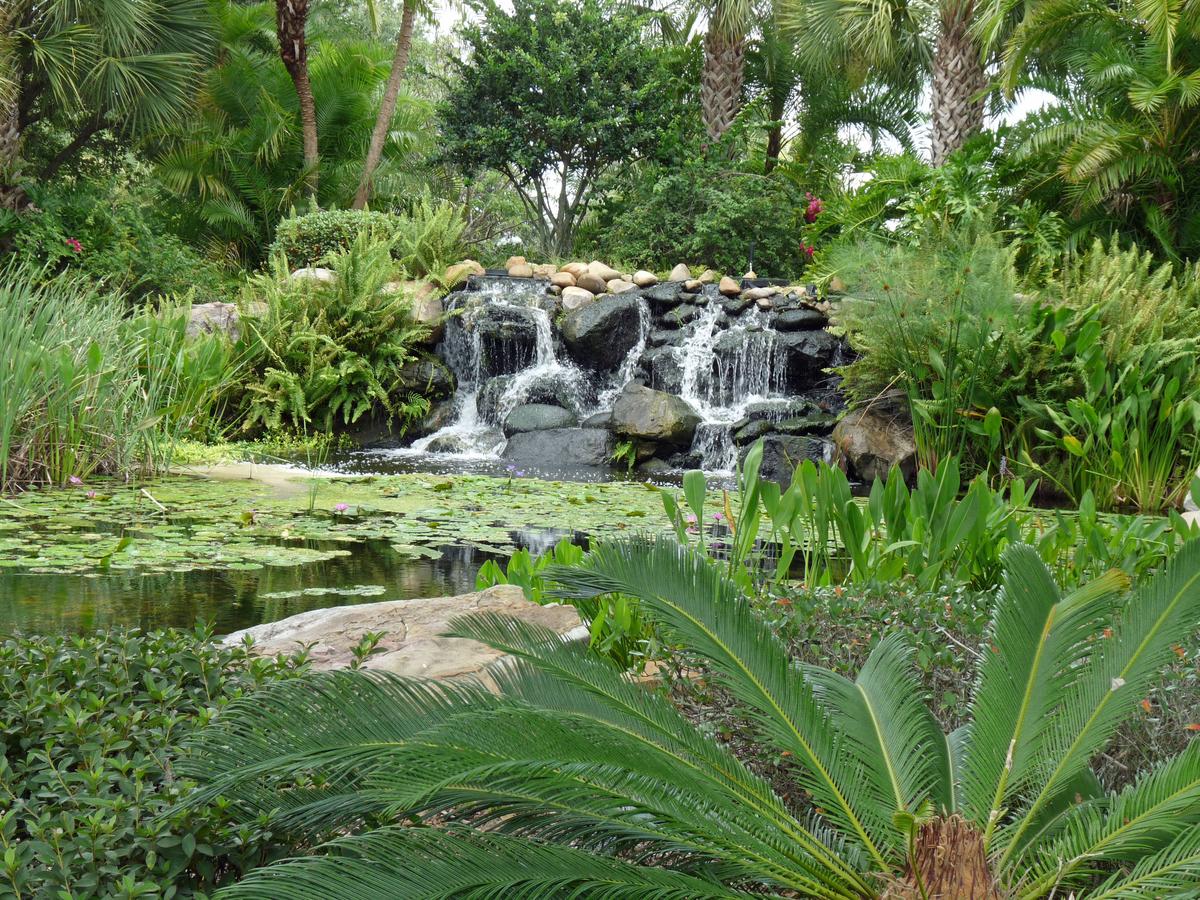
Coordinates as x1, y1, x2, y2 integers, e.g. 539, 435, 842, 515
268, 209, 404, 268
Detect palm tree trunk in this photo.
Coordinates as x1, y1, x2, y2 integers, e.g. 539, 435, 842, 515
353, 0, 416, 210
882, 817, 1001, 899
276, 0, 318, 196
0, 2, 27, 211
930, 0, 987, 166
701, 28, 745, 141
764, 124, 782, 173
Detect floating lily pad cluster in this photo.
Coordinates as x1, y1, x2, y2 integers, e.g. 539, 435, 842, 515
0, 473, 685, 577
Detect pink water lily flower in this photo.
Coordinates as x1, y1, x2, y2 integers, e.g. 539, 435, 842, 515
334, 503, 349, 513
68, 475, 83, 486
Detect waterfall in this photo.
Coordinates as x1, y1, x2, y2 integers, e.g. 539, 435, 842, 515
671, 299, 790, 473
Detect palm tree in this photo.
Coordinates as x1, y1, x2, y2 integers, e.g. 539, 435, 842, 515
1, 0, 212, 203
180, 536, 1200, 896
782, 0, 997, 164
702, 0, 756, 140
352, 0, 425, 210
990, 0, 1200, 259
275, 0, 319, 195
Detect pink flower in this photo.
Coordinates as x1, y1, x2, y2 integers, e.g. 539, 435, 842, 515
64, 237, 83, 254
334, 503, 349, 513
68, 475, 83, 486
800, 243, 815, 260
713, 512, 725, 522
804, 197, 823, 224
86, 490, 96, 500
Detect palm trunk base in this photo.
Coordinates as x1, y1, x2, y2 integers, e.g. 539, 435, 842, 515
882, 816, 1000, 900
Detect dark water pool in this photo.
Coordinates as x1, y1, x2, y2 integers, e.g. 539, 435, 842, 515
0, 536, 554, 637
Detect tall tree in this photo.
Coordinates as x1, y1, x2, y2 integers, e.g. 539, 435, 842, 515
439, 0, 677, 256
701, 0, 755, 140
276, 0, 319, 195
0, 0, 211, 208
353, 0, 423, 210
782, 0, 997, 164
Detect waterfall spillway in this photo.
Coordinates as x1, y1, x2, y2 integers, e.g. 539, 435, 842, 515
379, 274, 841, 477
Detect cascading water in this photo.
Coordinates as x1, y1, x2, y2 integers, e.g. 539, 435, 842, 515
671, 299, 793, 473
407, 276, 649, 460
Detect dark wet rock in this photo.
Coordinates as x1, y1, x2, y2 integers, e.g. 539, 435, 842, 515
742, 435, 829, 486
663, 303, 700, 327
426, 428, 504, 454
503, 403, 578, 437
636, 457, 674, 477
775, 329, 842, 383
561, 294, 644, 372
773, 307, 828, 331
832, 394, 916, 484
722, 296, 753, 316
742, 398, 820, 422
610, 383, 701, 449
733, 419, 776, 445
640, 346, 685, 395
641, 281, 684, 307
502, 427, 614, 467
478, 373, 589, 423
775, 413, 839, 436
407, 399, 459, 439
397, 356, 455, 399
473, 306, 540, 377
648, 327, 684, 348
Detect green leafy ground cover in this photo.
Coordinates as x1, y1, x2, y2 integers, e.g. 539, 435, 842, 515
0, 473, 678, 577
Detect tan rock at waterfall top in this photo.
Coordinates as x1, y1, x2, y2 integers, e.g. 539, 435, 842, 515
607, 278, 637, 293
667, 263, 692, 282
587, 260, 623, 282
561, 285, 596, 310
223, 585, 583, 682
505, 254, 527, 270
632, 269, 658, 287
561, 262, 589, 278
532, 263, 558, 278
718, 275, 742, 297
551, 271, 576, 288
575, 272, 607, 294
698, 269, 717, 284
508, 262, 534, 278
443, 259, 485, 287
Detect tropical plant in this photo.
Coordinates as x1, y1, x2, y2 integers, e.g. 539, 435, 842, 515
989, 0, 1200, 259
269, 208, 406, 267
1, 0, 213, 199
179, 536, 1200, 896
232, 232, 431, 433
699, 0, 753, 140
0, 624, 306, 897
0, 266, 235, 493
438, 0, 678, 256
158, 0, 434, 264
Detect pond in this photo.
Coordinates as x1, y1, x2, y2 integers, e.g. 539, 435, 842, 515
0, 469, 675, 636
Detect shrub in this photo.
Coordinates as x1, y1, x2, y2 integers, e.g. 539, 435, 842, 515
0, 625, 306, 897
1, 174, 231, 304
268, 198, 466, 281
179, 537, 1200, 897
0, 268, 236, 493
589, 156, 810, 278
233, 233, 431, 433
268, 209, 406, 269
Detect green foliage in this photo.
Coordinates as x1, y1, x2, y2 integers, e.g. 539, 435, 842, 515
1015, 242, 1200, 511
177, 537, 1200, 896
0, 267, 236, 493
832, 228, 1025, 472
269, 208, 406, 269
157, 0, 435, 264
476, 538, 655, 671
1, 171, 231, 303
0, 624, 306, 897
233, 233, 431, 433
589, 154, 810, 277
438, 0, 679, 256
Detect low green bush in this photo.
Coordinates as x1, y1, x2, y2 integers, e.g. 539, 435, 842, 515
268, 209, 405, 270
268, 197, 466, 281
0, 625, 306, 897
232, 233, 431, 433
587, 156, 810, 278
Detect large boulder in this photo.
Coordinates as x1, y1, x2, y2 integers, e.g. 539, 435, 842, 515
503, 403, 578, 436
773, 307, 827, 331
832, 397, 917, 484
775, 329, 843, 384
502, 427, 615, 467
442, 259, 485, 289
640, 346, 685, 395
186, 302, 242, 342
610, 383, 701, 449
642, 281, 685, 308
741, 435, 829, 487
561, 294, 644, 372
396, 356, 455, 399
223, 584, 581, 680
